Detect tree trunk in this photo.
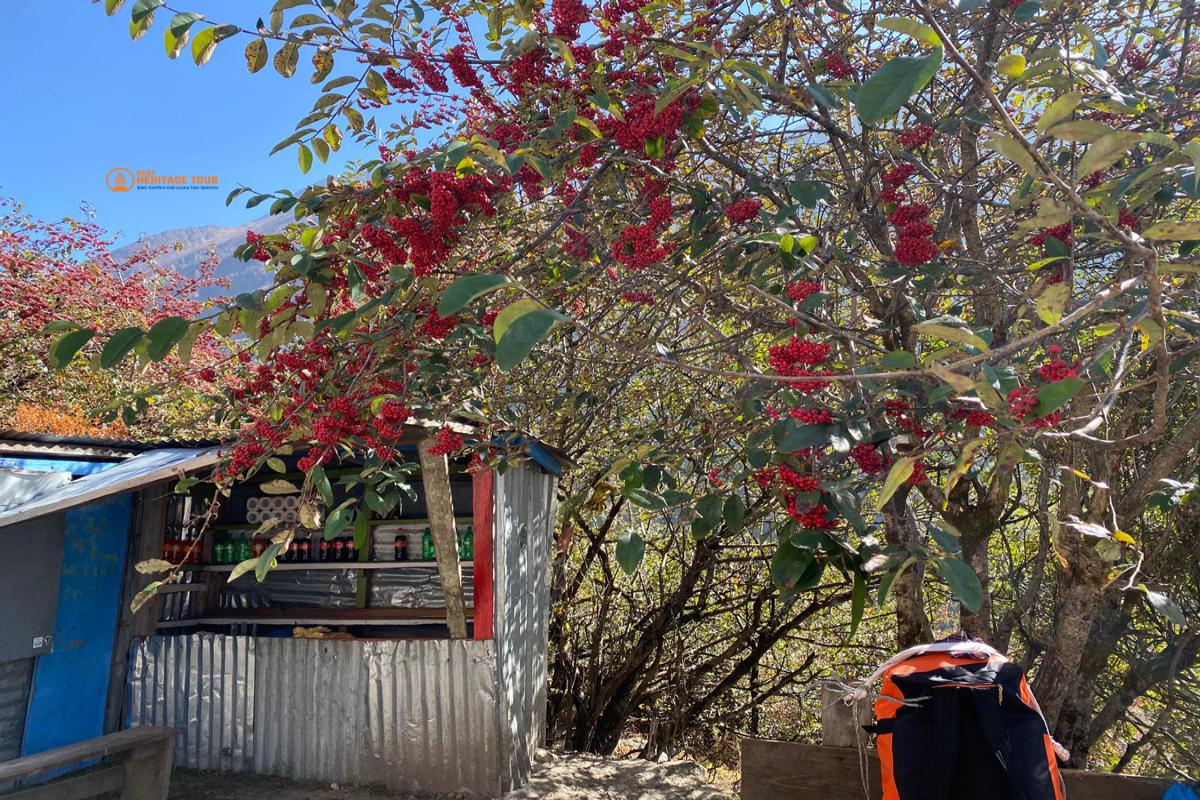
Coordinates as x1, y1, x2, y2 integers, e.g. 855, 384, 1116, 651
417, 436, 468, 639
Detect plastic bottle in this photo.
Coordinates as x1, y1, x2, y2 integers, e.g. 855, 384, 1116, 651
421, 527, 434, 561
462, 526, 474, 560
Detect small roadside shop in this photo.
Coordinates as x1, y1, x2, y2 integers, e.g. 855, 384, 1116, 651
0, 427, 563, 797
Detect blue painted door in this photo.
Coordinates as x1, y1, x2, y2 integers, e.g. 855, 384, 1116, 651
22, 493, 131, 756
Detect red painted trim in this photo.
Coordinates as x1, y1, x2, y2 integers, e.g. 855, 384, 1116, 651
472, 468, 495, 640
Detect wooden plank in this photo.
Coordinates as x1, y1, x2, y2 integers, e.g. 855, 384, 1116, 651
472, 467, 495, 641
417, 437, 468, 639
820, 682, 869, 749
0, 765, 124, 800
739, 739, 1176, 800
0, 727, 173, 782
121, 739, 172, 800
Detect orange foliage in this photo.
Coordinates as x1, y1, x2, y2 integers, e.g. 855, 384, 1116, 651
9, 403, 130, 439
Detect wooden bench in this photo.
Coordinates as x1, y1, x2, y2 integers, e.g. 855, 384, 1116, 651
741, 738, 1177, 800
0, 727, 174, 800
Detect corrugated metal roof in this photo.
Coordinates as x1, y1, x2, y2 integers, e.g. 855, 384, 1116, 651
0, 448, 219, 529
0, 430, 222, 457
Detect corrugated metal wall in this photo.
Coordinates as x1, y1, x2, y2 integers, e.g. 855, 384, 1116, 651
0, 658, 33, 762
127, 633, 501, 795
493, 463, 557, 791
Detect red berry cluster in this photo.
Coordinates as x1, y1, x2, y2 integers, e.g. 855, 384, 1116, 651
446, 45, 482, 89
789, 406, 832, 424
888, 203, 938, 266
786, 496, 837, 529
884, 398, 930, 437
1125, 49, 1149, 71
1117, 208, 1139, 229
407, 49, 448, 93
823, 52, 854, 79
599, 94, 695, 153
374, 400, 411, 440
725, 198, 763, 224
1029, 222, 1073, 251
767, 335, 832, 394
427, 426, 465, 456
551, 0, 590, 40
786, 280, 822, 303
849, 442, 889, 475
898, 125, 935, 149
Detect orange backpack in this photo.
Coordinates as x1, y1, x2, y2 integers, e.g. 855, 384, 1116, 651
868, 645, 1066, 800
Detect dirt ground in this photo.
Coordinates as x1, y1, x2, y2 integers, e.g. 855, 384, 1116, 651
164, 752, 735, 800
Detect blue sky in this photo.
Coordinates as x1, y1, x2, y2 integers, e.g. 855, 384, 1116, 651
0, 2, 373, 247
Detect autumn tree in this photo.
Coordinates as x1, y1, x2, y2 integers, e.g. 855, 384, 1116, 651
79, 0, 1200, 772
0, 198, 227, 437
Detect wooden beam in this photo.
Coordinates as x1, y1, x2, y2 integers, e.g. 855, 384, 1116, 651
740, 739, 1175, 800
417, 437, 468, 639
0, 727, 173, 783
472, 467, 495, 640
0, 766, 124, 800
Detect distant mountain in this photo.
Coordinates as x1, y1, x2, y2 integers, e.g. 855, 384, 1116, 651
113, 214, 290, 299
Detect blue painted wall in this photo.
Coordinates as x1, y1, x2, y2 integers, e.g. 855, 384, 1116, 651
0, 457, 117, 477
21, 493, 132, 757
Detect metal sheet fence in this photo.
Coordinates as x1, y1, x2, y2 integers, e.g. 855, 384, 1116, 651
493, 464, 557, 792
127, 633, 502, 796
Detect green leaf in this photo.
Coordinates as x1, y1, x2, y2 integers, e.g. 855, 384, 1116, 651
877, 16, 941, 47
723, 494, 745, 534
297, 143, 313, 173
1035, 377, 1084, 416
848, 571, 867, 637
988, 134, 1040, 178
878, 457, 916, 508
878, 350, 916, 369
100, 327, 145, 368
1142, 586, 1186, 626
190, 27, 216, 65
493, 302, 567, 371
1077, 132, 1140, 179
146, 316, 189, 361
913, 322, 989, 351
777, 423, 830, 453
106, 0, 128, 15
928, 524, 961, 553
997, 54, 1026, 78
771, 545, 824, 593
624, 487, 666, 510
228, 558, 259, 583
49, 329, 95, 369
1036, 283, 1070, 325
615, 530, 646, 575
853, 49, 942, 126
255, 542, 282, 582
1035, 91, 1083, 133
245, 38, 268, 73
1143, 220, 1200, 240
439, 274, 510, 316
163, 24, 188, 58
938, 557, 983, 612
130, 0, 163, 23
260, 479, 300, 494
1013, 0, 1040, 21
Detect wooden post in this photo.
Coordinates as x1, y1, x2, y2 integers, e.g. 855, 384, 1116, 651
418, 436, 468, 639
821, 680, 869, 749
122, 735, 173, 800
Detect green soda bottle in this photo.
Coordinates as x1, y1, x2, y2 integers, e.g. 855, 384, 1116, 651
462, 526, 474, 560
421, 527, 434, 561
236, 534, 252, 563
